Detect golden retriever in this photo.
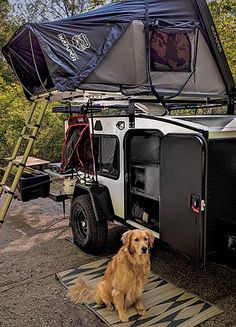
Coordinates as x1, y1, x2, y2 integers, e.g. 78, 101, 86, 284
68, 229, 154, 322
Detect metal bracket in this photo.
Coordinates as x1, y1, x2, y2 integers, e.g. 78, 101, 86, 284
128, 101, 135, 128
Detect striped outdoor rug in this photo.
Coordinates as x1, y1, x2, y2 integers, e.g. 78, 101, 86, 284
56, 258, 222, 327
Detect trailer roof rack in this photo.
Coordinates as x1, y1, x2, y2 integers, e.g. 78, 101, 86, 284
33, 89, 234, 117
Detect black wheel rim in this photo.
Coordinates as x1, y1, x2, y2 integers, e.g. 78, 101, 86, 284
74, 205, 88, 241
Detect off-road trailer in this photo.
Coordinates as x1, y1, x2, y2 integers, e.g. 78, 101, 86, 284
48, 96, 236, 266
0, 0, 235, 265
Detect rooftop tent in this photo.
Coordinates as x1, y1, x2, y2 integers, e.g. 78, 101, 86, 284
2, 0, 235, 103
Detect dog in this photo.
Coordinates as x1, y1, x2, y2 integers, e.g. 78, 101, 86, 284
68, 229, 154, 322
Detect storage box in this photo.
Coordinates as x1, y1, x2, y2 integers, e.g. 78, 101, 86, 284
0, 166, 51, 202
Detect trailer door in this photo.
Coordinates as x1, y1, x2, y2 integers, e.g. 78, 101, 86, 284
160, 134, 206, 262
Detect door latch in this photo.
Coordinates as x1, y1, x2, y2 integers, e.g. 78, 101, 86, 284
191, 195, 201, 214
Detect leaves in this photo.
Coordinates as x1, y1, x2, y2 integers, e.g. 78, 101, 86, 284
0, 77, 66, 162
13, 0, 106, 23
209, 0, 236, 80
33, 109, 65, 162
0, 0, 18, 83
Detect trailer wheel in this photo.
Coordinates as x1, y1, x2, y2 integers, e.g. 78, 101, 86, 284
70, 195, 108, 254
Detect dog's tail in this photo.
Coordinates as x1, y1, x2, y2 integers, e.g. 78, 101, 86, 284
68, 278, 96, 304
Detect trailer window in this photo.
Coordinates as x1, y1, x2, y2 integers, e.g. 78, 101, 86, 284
150, 29, 191, 72
94, 135, 119, 179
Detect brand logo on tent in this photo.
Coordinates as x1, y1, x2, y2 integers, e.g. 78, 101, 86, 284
58, 33, 78, 61
210, 25, 222, 53
72, 34, 90, 52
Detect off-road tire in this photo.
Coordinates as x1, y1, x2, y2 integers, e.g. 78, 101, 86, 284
70, 194, 108, 254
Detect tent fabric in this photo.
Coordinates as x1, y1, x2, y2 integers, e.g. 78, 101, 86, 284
85, 20, 226, 96
2, 0, 234, 100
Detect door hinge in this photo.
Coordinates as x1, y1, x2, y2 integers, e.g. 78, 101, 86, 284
201, 200, 206, 212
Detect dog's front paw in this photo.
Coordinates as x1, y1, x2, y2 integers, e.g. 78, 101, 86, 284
106, 303, 115, 311
119, 312, 129, 322
137, 307, 146, 316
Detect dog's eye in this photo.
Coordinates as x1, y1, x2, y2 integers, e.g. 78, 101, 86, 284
144, 237, 148, 241
134, 238, 139, 242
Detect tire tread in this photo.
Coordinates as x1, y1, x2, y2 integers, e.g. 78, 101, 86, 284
71, 194, 107, 254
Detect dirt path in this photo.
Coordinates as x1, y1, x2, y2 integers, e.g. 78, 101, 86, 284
0, 196, 235, 327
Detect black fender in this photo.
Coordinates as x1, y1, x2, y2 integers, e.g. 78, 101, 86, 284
72, 183, 114, 222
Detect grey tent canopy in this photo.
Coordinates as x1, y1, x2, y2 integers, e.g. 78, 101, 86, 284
2, 0, 235, 103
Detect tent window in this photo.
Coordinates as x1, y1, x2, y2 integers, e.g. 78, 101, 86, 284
94, 135, 119, 179
150, 29, 191, 72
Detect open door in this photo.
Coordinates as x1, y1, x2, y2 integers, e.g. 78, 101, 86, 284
125, 130, 161, 231
160, 134, 206, 262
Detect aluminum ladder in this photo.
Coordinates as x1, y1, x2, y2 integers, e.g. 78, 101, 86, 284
0, 98, 49, 228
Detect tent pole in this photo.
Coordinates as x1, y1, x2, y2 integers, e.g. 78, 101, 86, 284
29, 30, 48, 93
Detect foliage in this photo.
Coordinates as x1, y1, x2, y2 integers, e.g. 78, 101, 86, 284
33, 108, 65, 163
0, 78, 25, 157
0, 76, 65, 162
13, 0, 106, 22
209, 0, 236, 80
0, 0, 18, 83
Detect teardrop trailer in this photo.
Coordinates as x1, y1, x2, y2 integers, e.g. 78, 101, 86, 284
0, 0, 235, 266
54, 97, 236, 266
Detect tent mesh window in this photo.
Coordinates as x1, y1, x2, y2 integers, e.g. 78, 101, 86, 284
94, 135, 119, 179
150, 29, 191, 72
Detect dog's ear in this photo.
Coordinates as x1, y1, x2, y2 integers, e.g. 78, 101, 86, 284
122, 230, 135, 254
121, 230, 133, 247
146, 230, 155, 248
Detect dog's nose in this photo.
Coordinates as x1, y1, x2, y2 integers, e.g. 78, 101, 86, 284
141, 246, 148, 254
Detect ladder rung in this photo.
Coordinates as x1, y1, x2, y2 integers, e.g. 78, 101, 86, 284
2, 185, 10, 192
12, 161, 26, 168
22, 134, 36, 140
5, 158, 26, 168
26, 123, 40, 129
1, 185, 15, 195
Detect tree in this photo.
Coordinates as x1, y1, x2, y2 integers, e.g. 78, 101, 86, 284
0, 77, 27, 158
13, 0, 106, 23
209, 0, 236, 79
0, 0, 18, 83
0, 76, 66, 162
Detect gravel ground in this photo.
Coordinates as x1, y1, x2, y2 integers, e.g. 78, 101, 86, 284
0, 195, 235, 327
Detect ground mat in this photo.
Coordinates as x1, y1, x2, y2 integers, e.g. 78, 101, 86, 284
57, 258, 222, 327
